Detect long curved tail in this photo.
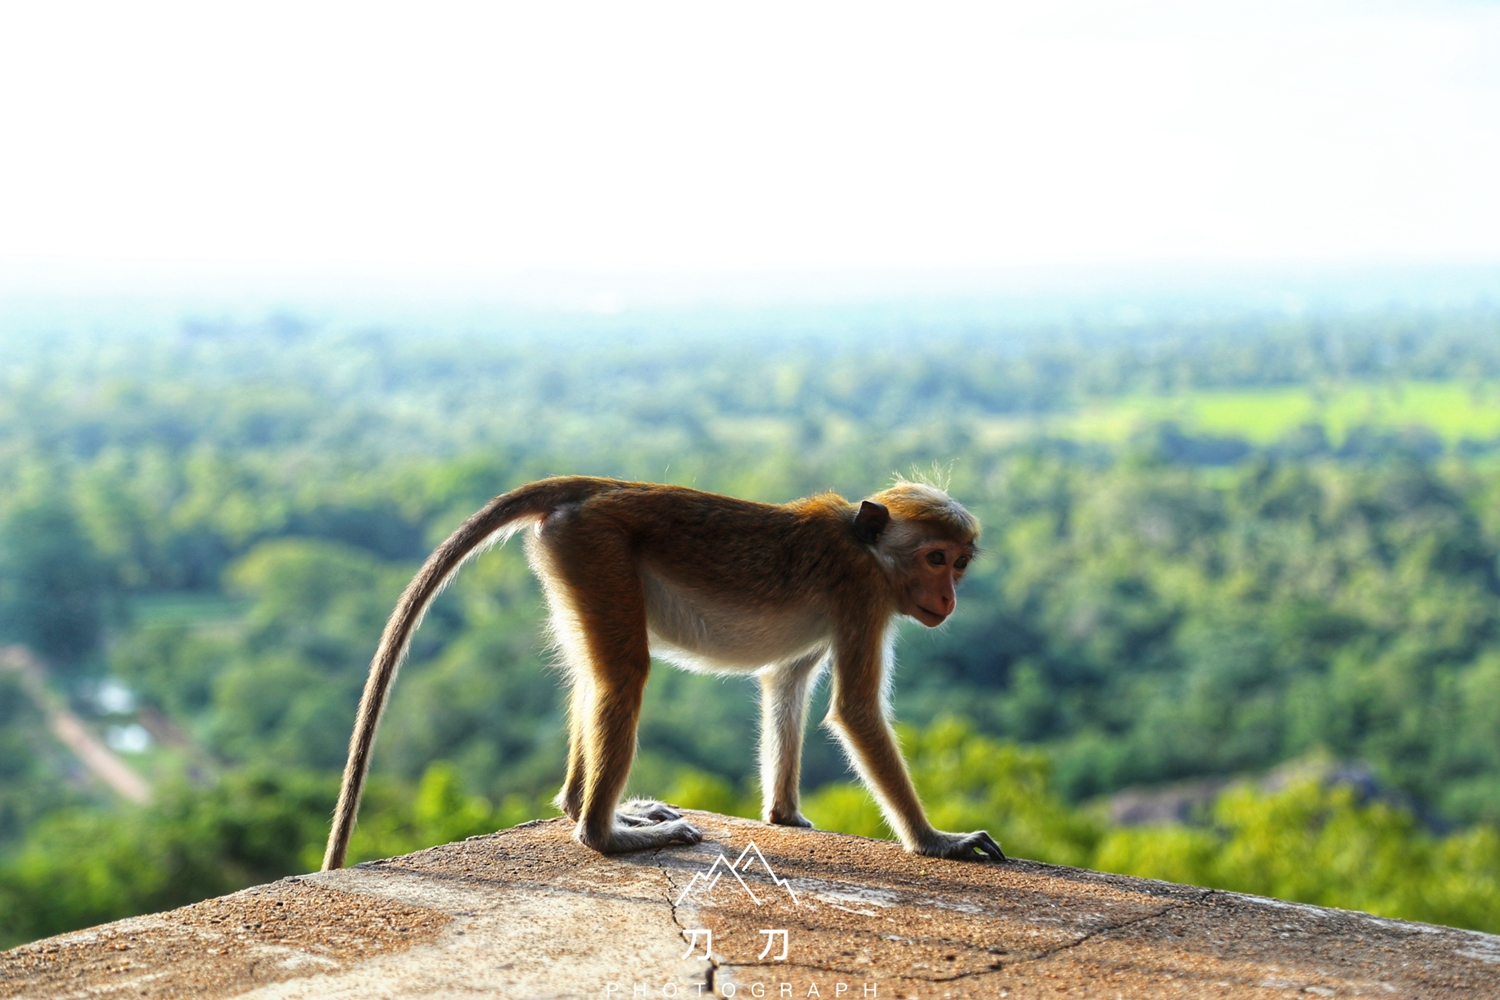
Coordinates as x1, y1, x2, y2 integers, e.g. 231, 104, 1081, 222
321, 477, 588, 870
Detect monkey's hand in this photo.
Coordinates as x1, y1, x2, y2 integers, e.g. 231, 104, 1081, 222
916, 829, 1007, 862
767, 809, 814, 828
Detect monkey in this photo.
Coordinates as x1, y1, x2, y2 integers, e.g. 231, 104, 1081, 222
322, 475, 1005, 870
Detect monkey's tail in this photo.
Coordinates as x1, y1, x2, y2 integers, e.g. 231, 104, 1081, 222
321, 477, 592, 871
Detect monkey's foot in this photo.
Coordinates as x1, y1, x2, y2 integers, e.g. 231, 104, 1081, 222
766, 808, 814, 828
916, 829, 1007, 862
577, 818, 703, 853
554, 791, 582, 822
617, 799, 684, 826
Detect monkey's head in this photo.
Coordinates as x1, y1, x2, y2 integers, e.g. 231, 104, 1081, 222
855, 483, 979, 628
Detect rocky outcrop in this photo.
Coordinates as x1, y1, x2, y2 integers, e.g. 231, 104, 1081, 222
4, 811, 1498, 998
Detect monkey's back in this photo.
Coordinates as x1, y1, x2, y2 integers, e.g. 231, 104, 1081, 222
528, 477, 888, 610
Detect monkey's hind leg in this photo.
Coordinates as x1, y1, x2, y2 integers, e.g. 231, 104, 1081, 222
554, 682, 589, 822
559, 576, 700, 853
573, 663, 700, 851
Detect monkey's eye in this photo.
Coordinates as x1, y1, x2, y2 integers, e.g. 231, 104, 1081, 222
954, 556, 970, 571
926, 550, 947, 567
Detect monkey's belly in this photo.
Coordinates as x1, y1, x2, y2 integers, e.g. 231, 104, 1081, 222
642, 570, 827, 671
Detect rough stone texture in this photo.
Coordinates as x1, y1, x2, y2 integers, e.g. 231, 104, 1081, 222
4, 811, 1499, 998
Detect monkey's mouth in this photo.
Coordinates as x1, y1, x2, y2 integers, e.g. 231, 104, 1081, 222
914, 605, 948, 626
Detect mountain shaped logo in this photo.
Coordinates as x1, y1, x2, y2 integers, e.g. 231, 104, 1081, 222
673, 841, 800, 908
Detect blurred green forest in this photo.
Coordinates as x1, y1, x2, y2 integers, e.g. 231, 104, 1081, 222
3, 302, 1500, 945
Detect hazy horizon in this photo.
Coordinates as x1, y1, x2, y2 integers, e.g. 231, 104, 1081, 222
3, 261, 1499, 338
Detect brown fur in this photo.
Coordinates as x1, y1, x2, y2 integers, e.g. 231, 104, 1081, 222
321, 476, 1004, 871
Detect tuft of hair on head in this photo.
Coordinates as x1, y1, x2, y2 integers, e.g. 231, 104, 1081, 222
897, 462, 954, 493
868, 478, 979, 547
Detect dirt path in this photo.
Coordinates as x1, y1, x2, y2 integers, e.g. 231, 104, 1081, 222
0, 645, 152, 804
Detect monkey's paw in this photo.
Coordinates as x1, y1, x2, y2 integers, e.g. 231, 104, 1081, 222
767, 809, 814, 828
916, 829, 1007, 862
582, 818, 703, 853
617, 799, 685, 826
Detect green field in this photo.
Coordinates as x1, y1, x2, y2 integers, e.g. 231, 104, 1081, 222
974, 380, 1500, 447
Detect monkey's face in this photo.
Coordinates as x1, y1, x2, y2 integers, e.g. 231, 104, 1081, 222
899, 541, 972, 627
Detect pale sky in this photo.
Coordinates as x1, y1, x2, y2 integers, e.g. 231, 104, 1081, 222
1, 1, 1498, 292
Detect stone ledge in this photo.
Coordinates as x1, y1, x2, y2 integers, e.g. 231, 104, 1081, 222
4, 811, 1498, 998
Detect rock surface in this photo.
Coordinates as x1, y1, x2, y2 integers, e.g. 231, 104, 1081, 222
4, 811, 1499, 998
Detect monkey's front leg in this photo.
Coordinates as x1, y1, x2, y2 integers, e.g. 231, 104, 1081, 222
828, 656, 1005, 862
758, 651, 825, 828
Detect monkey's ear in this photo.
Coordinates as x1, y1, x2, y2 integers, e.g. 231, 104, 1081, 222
853, 500, 891, 544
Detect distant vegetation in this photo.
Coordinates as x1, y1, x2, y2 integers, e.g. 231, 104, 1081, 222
1027, 379, 1500, 450
2, 301, 1500, 945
